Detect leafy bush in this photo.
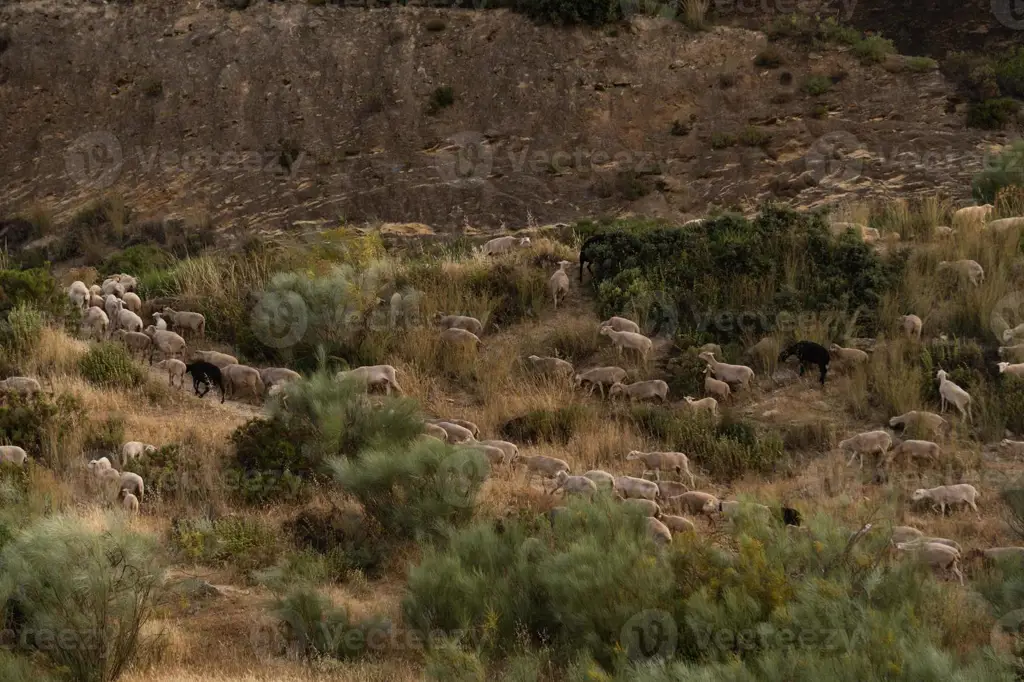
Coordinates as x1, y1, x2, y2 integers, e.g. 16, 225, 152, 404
170, 515, 281, 572
0, 303, 42, 367
269, 588, 391, 660
738, 126, 771, 147
802, 75, 832, 95
710, 132, 737, 149
78, 342, 145, 389
100, 244, 174, 277
428, 86, 455, 114
972, 138, 1024, 203
0, 268, 68, 321
282, 507, 386, 578
501, 405, 593, 445
966, 98, 1020, 130
852, 35, 895, 64
510, 0, 617, 26
0, 392, 79, 463
0, 516, 164, 682
905, 56, 937, 72
754, 47, 783, 68
123, 443, 207, 504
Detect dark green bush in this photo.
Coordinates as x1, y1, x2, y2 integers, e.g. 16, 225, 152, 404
123, 443, 209, 504
282, 507, 386, 578
0, 268, 68, 321
229, 416, 318, 504
501, 405, 593, 445
78, 342, 146, 389
802, 75, 832, 95
738, 126, 771, 147
0, 392, 79, 462
0, 303, 42, 367
100, 244, 174, 277
966, 98, 1020, 130
996, 375, 1024, 436
754, 47, 784, 68
710, 132, 737, 149
269, 588, 391, 660
510, 0, 617, 26
83, 415, 125, 453
852, 35, 895, 64
427, 86, 455, 114
972, 138, 1024, 203
765, 14, 859, 46
170, 515, 281, 572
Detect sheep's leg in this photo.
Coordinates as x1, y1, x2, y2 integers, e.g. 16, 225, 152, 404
819, 364, 827, 385
968, 498, 978, 512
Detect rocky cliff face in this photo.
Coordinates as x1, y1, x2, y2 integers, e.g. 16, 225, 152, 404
0, 0, 1010, 238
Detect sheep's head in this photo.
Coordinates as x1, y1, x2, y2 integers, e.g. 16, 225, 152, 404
608, 382, 624, 397
557, 260, 571, 270
553, 470, 568, 483
1004, 329, 1016, 343
701, 499, 719, 514
527, 355, 539, 362
598, 326, 612, 337
144, 445, 157, 454
936, 369, 947, 381
517, 237, 531, 246
910, 489, 928, 502
573, 374, 582, 387
829, 343, 841, 353
998, 362, 1010, 373
697, 351, 714, 363
683, 396, 695, 403
626, 451, 641, 461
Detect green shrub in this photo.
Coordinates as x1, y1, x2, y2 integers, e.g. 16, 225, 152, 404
972, 138, 1024, 203
78, 342, 145, 389
123, 443, 207, 504
995, 375, 1024, 436
83, 415, 125, 454
0, 392, 80, 464
510, 0, 618, 26
710, 132, 737, 149
852, 35, 895, 64
0, 652, 58, 682
282, 507, 386, 579
766, 14, 859, 46
738, 126, 771, 147
501, 405, 593, 445
100, 244, 174, 277
802, 75, 832, 96
995, 46, 1024, 98
0, 515, 164, 682
269, 588, 391, 660
0, 303, 42, 366
0, 268, 68, 321
170, 515, 281, 572
428, 86, 455, 114
905, 56, 937, 72
966, 97, 1020, 130
426, 643, 487, 682
670, 119, 693, 136
754, 47, 783, 68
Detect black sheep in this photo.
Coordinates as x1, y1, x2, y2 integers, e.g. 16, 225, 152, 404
578, 233, 611, 283
778, 341, 831, 385
184, 361, 224, 400
780, 506, 802, 527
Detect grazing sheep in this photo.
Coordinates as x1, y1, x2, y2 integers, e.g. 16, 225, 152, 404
111, 329, 152, 359
985, 216, 1024, 233
578, 232, 618, 282
599, 326, 652, 364
704, 499, 772, 520
647, 516, 673, 545
89, 284, 102, 297
185, 361, 224, 399
121, 292, 142, 314
1000, 439, 1024, 457
999, 344, 1024, 362
0, 446, 28, 466
613, 475, 660, 501
997, 361, 1024, 379
88, 456, 112, 474
601, 316, 640, 334
779, 507, 802, 527
911, 484, 979, 515
978, 547, 1024, 563
517, 455, 570, 491
259, 367, 302, 393
119, 489, 140, 514
839, 430, 892, 468
89, 293, 105, 309
154, 359, 187, 388
80, 306, 109, 340
626, 450, 695, 486
889, 410, 950, 440
885, 439, 941, 467
697, 351, 754, 389
703, 368, 731, 401
549, 260, 571, 308
162, 307, 206, 337
668, 491, 719, 515
660, 514, 695, 534
902, 536, 963, 554
68, 281, 89, 311
151, 312, 168, 331
143, 326, 187, 363
0, 376, 41, 395
526, 355, 574, 380
697, 343, 723, 359
683, 395, 719, 418
440, 327, 483, 349
430, 421, 475, 444
608, 379, 669, 403
551, 470, 598, 496
899, 314, 923, 342
622, 498, 661, 516
478, 235, 531, 256
896, 541, 963, 585
465, 442, 507, 467
101, 278, 125, 297
121, 441, 156, 466
221, 364, 265, 404
936, 369, 972, 422
435, 314, 484, 336
574, 366, 628, 399
423, 422, 449, 441
933, 225, 954, 238
828, 343, 869, 368
478, 439, 518, 462
191, 350, 239, 368
890, 526, 924, 545
936, 259, 985, 287
655, 480, 690, 499
112, 301, 143, 333
336, 364, 404, 395
582, 469, 615, 489
952, 204, 993, 227
1004, 324, 1024, 345
119, 471, 145, 502
104, 294, 121, 325
778, 341, 830, 385
429, 418, 480, 438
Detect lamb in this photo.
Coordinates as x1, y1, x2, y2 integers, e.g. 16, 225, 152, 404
899, 314, 923, 342
526, 355, 574, 380
121, 441, 156, 466
936, 259, 985, 287
997, 362, 1024, 379
697, 351, 754, 389
440, 327, 483, 349
683, 396, 719, 418
221, 364, 265, 404
574, 366, 628, 399
984, 216, 1024, 233
431, 421, 475, 444
80, 306, 109, 340
477, 439, 518, 462
626, 450, 695, 486
838, 430, 892, 469
952, 203, 993, 227
551, 470, 598, 496
884, 439, 940, 467
191, 350, 239, 368
478, 235, 531, 256
517, 454, 570, 491
890, 525, 924, 545
911, 484, 979, 515
435, 314, 484, 337
647, 516, 673, 545
999, 439, 1024, 457
111, 329, 152, 359
622, 498, 661, 516
162, 307, 206, 338
259, 367, 302, 393
121, 292, 142, 314
655, 480, 690, 499
608, 379, 669, 403
600, 316, 640, 334
88, 456, 113, 474
0, 446, 28, 466
67, 281, 89, 311
154, 359, 187, 388
119, 471, 145, 502
598, 326, 652, 364
0, 376, 42, 395
428, 418, 480, 438
999, 344, 1024, 362
660, 514, 696, 534
185, 361, 223, 399
703, 368, 731, 401
613, 475, 660, 501
932, 225, 954, 238
151, 312, 168, 331
667, 491, 719, 515
936, 369, 972, 422
119, 489, 140, 514
778, 341, 831, 385
549, 260, 571, 308
828, 343, 869, 368
889, 410, 950, 440
336, 364, 404, 395
582, 469, 615, 489
896, 541, 963, 585
143, 326, 187, 363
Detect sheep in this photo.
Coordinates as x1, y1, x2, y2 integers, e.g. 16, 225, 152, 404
933, 225, 954, 238
582, 469, 615, 489
517, 454, 570, 491
119, 471, 145, 502
896, 541, 963, 585
423, 422, 450, 441
154, 359, 187, 388
702, 368, 731, 401
80, 306, 109, 340
697, 351, 754, 389
838, 430, 892, 469
478, 439, 518, 462
899, 314, 923, 342
952, 203, 993, 227
613, 475, 660, 501
901, 536, 963, 554
89, 284, 102, 297
121, 441, 156, 466
828, 343, 869, 368
185, 361, 224, 399
191, 350, 239, 368
608, 379, 669, 403
890, 525, 925, 545
259, 367, 302, 393
622, 498, 661, 516
89, 294, 105, 309
104, 294, 121, 325
88, 456, 113, 474
428, 418, 480, 438
435, 314, 484, 336
626, 450, 695, 486
683, 396, 718, 418
667, 491, 719, 515
143, 326, 187, 363
697, 343, 723, 359
985, 216, 1024, 233
704, 499, 772, 520
119, 488, 140, 515
936, 369, 972, 422
336, 364, 404, 395
479, 235, 531, 256
978, 547, 1024, 563
465, 442, 507, 467
221, 364, 265, 404
778, 341, 830, 385
526, 355, 575, 380
432, 421, 475, 444
999, 344, 1024, 363
162, 307, 206, 338
0, 445, 28, 466
911, 484, 979, 515
111, 329, 152, 359
67, 281, 89, 311
660, 514, 695, 534
0, 376, 42, 395
936, 259, 985, 287
574, 366, 628, 399
440, 327, 483, 349
647, 516, 673, 545
999, 439, 1024, 457
121, 292, 142, 314
1004, 324, 1024, 345
101, 278, 125, 297
779, 506, 802, 527
601, 316, 640, 334
388, 289, 423, 329
549, 260, 571, 308
598, 326, 652, 364
655, 480, 690, 499
997, 361, 1024, 379
551, 470, 598, 496
889, 410, 950, 440
884, 439, 940, 467
97, 467, 122, 489
112, 302, 143, 333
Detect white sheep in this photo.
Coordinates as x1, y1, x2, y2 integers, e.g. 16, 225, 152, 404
221, 364, 266, 404
80, 307, 109, 340
478, 439, 518, 462
101, 277, 125, 297
936, 259, 984, 287
932, 225, 954, 238
151, 312, 168, 331
162, 307, 206, 337
191, 350, 239, 368
901, 536, 962, 554
601, 316, 640, 334
999, 439, 1024, 457
703, 498, 772, 520
549, 260, 571, 308
999, 344, 1024, 363
465, 442, 507, 467
104, 294, 121, 325
526, 355, 574, 380
660, 514, 695, 534
0, 376, 41, 395
88, 284, 102, 297
889, 525, 924, 545
838, 430, 892, 469
121, 292, 142, 314
119, 471, 145, 501
952, 204, 993, 227
87, 456, 113, 474
911, 484, 979, 515
697, 343, 723, 359
608, 379, 669, 403
668, 491, 719, 516
112, 301, 143, 333
647, 516, 673, 545
429, 418, 480, 438
1004, 324, 1024, 345
936, 369, 972, 422
997, 362, 1024, 379
599, 326, 652, 364
683, 396, 719, 418
259, 367, 302, 393
431, 421, 475, 444
828, 343, 868, 368
622, 497, 661, 517
884, 439, 940, 467
985, 216, 1024, 233
67, 281, 89, 311
551, 470, 598, 496
703, 368, 731, 401
697, 351, 754, 389
478, 235, 531, 256
517, 454, 570, 491
119, 489, 140, 514
613, 475, 660, 501
889, 410, 950, 440
898, 314, 923, 342
154, 359, 187, 388
655, 480, 689, 499
582, 469, 615, 489
626, 450, 695, 486
143, 326, 188, 363
121, 441, 156, 466
423, 422, 449, 441
574, 366, 628, 399
0, 445, 28, 466
435, 314, 484, 336
336, 364, 404, 395
111, 329, 152, 359
440, 327, 483, 349
89, 293, 105, 309
896, 541, 963, 585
